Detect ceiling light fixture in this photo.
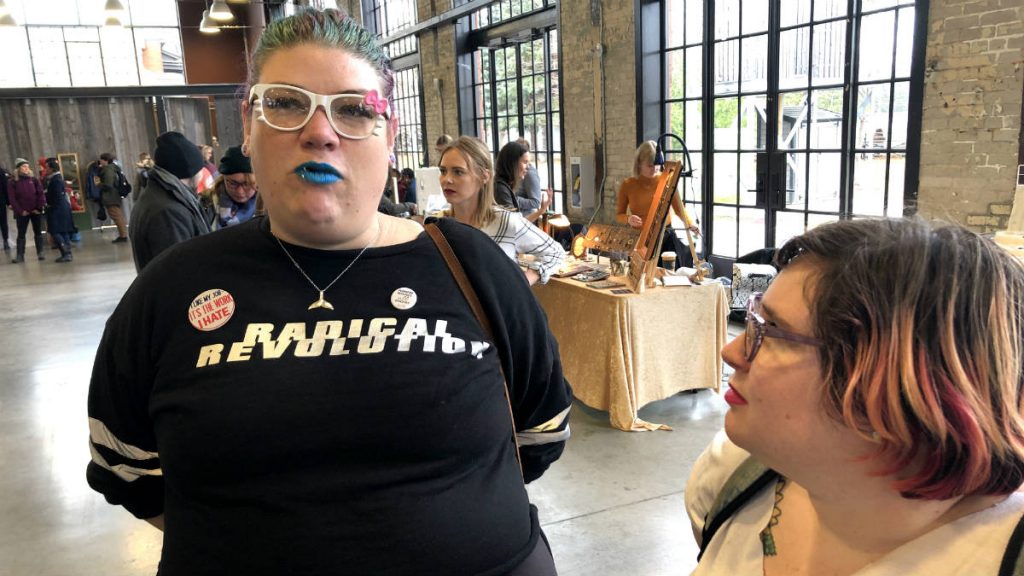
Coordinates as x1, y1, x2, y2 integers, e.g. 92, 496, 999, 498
103, 0, 125, 26
104, 0, 125, 14
199, 10, 220, 33
0, 0, 17, 25
209, 0, 234, 22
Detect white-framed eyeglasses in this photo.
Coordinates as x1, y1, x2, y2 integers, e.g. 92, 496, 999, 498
247, 83, 391, 141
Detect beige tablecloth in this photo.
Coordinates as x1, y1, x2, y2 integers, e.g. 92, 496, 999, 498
533, 277, 727, 431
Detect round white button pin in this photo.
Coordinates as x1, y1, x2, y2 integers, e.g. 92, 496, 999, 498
391, 287, 417, 310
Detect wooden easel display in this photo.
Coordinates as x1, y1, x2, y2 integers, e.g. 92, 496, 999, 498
626, 160, 705, 293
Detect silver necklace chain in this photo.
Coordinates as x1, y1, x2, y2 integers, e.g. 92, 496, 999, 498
273, 222, 382, 310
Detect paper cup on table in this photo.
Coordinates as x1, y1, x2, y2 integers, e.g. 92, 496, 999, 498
661, 251, 677, 271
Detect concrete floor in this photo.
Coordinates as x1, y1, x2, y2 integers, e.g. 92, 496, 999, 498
0, 228, 731, 576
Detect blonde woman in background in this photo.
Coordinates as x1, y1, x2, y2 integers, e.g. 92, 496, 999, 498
615, 140, 697, 268
439, 136, 563, 285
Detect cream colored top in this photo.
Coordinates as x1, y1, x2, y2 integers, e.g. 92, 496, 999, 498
686, 431, 1024, 575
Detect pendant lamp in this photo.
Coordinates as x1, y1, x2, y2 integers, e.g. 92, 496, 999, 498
0, 0, 17, 26
209, 0, 234, 22
199, 9, 220, 34
104, 0, 125, 14
103, 0, 125, 26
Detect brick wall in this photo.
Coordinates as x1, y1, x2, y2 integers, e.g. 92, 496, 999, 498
558, 0, 638, 223
918, 0, 1024, 231
417, 0, 458, 168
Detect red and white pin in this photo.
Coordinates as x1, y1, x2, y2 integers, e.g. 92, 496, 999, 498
187, 288, 236, 331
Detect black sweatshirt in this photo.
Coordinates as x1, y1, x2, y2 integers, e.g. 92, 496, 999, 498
87, 216, 571, 576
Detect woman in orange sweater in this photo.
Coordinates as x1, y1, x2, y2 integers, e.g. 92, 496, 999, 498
615, 140, 698, 268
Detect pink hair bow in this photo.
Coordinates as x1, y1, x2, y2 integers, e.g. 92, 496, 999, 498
364, 90, 389, 116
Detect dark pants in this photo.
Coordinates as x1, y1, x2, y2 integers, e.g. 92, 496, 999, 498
15, 213, 43, 241
506, 531, 557, 576
50, 231, 70, 247
13, 212, 45, 260
0, 203, 8, 243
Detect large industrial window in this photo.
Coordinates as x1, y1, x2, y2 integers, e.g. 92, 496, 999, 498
0, 0, 183, 88
470, 30, 563, 211
364, 0, 425, 169
654, 0, 926, 261
469, 0, 553, 29
365, 0, 417, 58
392, 67, 425, 171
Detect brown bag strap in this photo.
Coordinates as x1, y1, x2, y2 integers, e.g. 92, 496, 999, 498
424, 222, 523, 479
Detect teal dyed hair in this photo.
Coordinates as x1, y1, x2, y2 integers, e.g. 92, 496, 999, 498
247, 7, 395, 100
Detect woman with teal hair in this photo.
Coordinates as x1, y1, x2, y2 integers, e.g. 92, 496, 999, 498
86, 8, 570, 575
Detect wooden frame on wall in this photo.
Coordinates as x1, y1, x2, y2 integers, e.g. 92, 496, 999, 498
57, 152, 86, 214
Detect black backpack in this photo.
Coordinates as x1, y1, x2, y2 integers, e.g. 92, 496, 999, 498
699, 456, 1024, 575
115, 168, 132, 198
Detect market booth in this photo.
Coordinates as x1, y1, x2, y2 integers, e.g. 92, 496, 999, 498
534, 160, 728, 431
533, 270, 727, 431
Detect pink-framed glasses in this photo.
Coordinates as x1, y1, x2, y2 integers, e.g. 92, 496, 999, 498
744, 292, 824, 362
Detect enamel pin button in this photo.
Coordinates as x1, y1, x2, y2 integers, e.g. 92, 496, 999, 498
391, 287, 417, 310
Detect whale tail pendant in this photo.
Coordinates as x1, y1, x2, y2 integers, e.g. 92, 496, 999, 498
308, 291, 334, 311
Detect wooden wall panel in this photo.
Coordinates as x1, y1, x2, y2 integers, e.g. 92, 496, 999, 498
24, 101, 54, 163
163, 97, 213, 149
110, 98, 159, 173
0, 100, 34, 171
0, 97, 158, 197
214, 95, 245, 150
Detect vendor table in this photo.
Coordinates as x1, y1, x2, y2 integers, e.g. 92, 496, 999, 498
533, 276, 727, 431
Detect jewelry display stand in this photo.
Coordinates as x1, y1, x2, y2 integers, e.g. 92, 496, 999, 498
627, 161, 680, 293
624, 160, 708, 293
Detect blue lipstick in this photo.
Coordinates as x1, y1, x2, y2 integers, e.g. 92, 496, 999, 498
294, 162, 343, 185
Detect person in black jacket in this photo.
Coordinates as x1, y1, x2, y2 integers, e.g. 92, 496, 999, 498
494, 140, 525, 211
43, 158, 75, 262
495, 141, 548, 223
0, 164, 10, 251
87, 9, 570, 576
127, 131, 211, 271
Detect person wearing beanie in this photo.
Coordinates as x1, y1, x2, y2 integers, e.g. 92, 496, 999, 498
98, 152, 129, 243
128, 131, 211, 271
0, 163, 12, 252
7, 158, 46, 263
43, 157, 75, 263
132, 152, 154, 202
199, 145, 258, 230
